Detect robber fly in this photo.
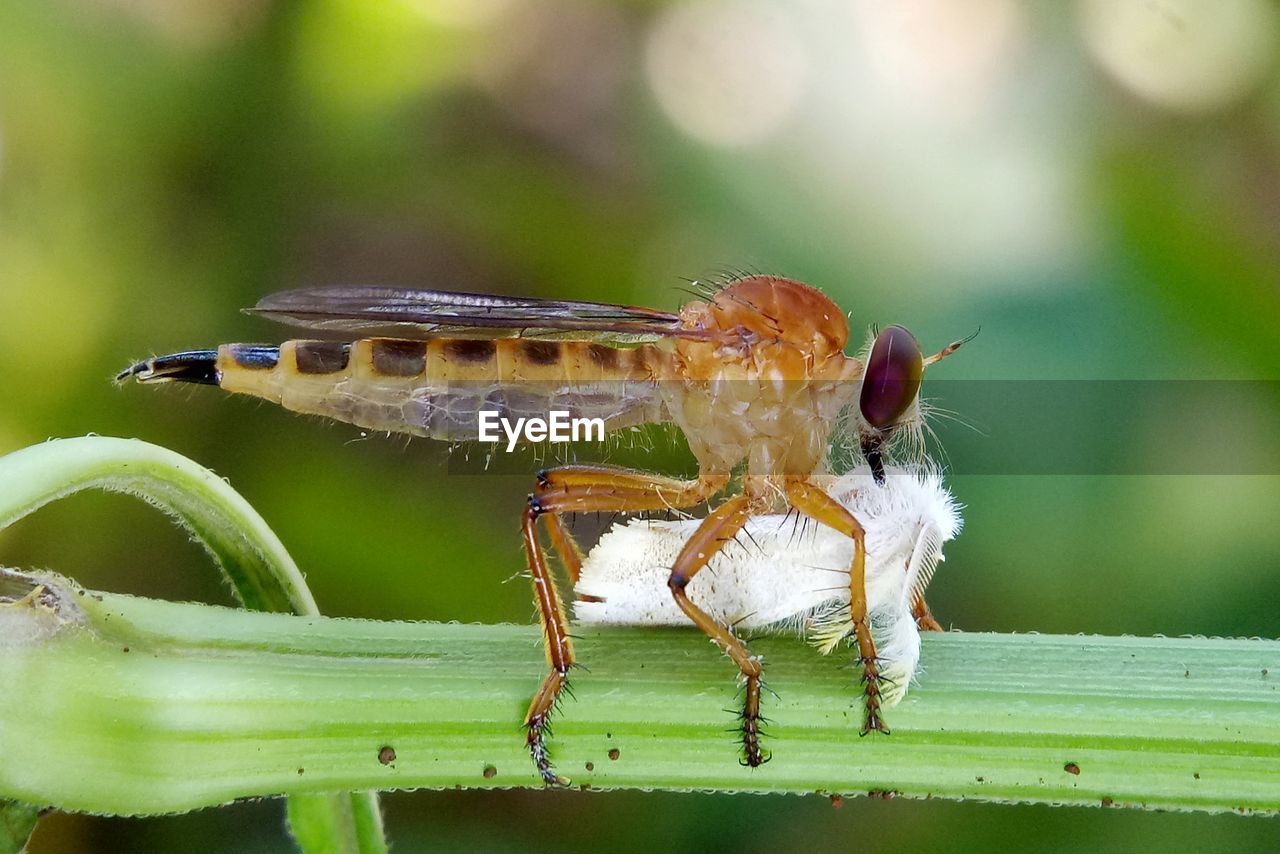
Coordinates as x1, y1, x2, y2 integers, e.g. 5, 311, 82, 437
119, 275, 968, 784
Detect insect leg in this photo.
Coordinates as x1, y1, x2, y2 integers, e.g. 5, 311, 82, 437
537, 463, 728, 498
542, 465, 728, 587
544, 514, 586, 584
543, 513, 610, 603
523, 466, 728, 785
520, 503, 576, 786
911, 592, 944, 632
663, 494, 769, 767
782, 478, 888, 735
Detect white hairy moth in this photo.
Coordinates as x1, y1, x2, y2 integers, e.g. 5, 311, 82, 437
574, 465, 962, 705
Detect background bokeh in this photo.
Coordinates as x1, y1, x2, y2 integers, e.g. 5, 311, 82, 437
2, 0, 1279, 850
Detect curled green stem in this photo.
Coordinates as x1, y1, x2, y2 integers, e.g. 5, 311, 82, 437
0, 436, 315, 615
0, 438, 385, 853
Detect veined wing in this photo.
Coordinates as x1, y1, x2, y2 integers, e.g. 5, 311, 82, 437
246, 286, 705, 343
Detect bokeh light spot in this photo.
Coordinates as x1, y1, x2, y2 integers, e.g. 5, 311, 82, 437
853, 0, 1024, 116
1079, 0, 1279, 113
645, 0, 808, 148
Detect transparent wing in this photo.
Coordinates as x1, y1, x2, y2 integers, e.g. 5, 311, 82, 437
246, 286, 704, 343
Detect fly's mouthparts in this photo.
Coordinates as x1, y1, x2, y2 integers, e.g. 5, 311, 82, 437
116, 350, 221, 386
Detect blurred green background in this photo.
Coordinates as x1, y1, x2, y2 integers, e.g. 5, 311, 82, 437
2, 0, 1279, 850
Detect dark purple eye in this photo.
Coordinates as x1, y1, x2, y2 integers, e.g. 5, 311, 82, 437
859, 325, 923, 429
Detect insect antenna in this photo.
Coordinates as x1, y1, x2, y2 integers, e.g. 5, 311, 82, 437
922, 326, 980, 367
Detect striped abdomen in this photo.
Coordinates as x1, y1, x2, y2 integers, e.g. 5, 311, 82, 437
216, 338, 669, 440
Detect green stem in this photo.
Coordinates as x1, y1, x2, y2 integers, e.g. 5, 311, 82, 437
2, 569, 1277, 815
286, 794, 387, 854
0, 438, 384, 853
0, 800, 39, 854
0, 436, 315, 615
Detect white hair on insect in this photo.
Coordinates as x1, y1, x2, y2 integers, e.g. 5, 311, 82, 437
574, 465, 962, 705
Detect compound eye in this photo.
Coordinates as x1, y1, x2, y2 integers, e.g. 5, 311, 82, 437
859, 325, 924, 429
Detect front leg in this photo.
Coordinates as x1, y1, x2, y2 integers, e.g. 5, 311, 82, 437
522, 465, 726, 784
782, 478, 888, 735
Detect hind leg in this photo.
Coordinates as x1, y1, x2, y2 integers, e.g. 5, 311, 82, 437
522, 465, 727, 784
